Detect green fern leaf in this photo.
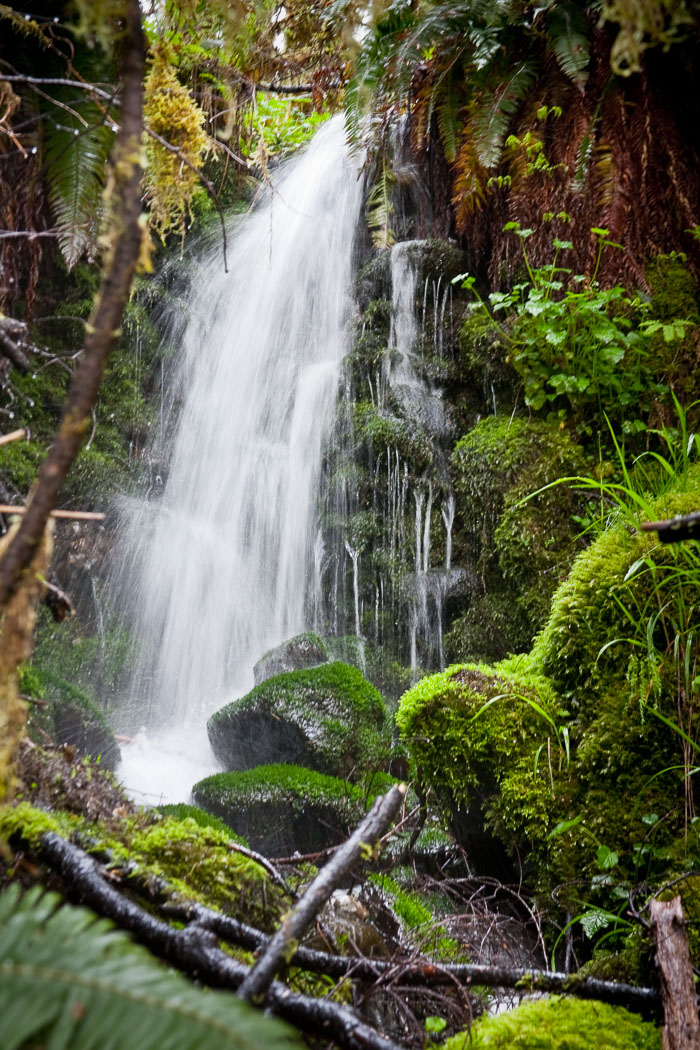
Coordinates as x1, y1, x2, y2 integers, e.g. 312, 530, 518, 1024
0, 884, 296, 1050
42, 93, 114, 270
548, 1, 590, 88
471, 60, 537, 169
366, 159, 396, 250
436, 69, 460, 164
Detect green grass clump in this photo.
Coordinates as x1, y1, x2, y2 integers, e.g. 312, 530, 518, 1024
444, 995, 660, 1049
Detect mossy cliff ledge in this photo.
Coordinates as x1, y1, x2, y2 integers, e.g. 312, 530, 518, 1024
207, 661, 391, 780
191, 763, 386, 856
398, 473, 700, 909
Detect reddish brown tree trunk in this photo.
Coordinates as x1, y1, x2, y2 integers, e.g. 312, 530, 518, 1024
650, 896, 700, 1050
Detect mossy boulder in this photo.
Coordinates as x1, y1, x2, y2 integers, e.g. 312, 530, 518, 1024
208, 661, 391, 780
450, 415, 586, 661
192, 763, 384, 856
531, 471, 700, 711
396, 657, 560, 874
23, 666, 120, 771
253, 632, 329, 685
444, 996, 660, 1049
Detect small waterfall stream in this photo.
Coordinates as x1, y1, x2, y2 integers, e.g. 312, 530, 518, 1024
115, 117, 364, 802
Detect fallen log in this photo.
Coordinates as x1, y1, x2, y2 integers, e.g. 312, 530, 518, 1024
36, 830, 407, 1050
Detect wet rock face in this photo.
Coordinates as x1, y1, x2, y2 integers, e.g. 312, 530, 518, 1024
208, 661, 391, 781
192, 763, 370, 856
253, 632, 329, 685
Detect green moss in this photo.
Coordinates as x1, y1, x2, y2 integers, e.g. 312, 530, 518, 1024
208, 661, 391, 780
253, 632, 329, 684
396, 657, 559, 848
105, 815, 286, 927
368, 872, 460, 960
449, 416, 586, 661
0, 801, 77, 845
155, 803, 247, 842
192, 763, 387, 856
354, 401, 433, 469
445, 996, 660, 1049
531, 471, 700, 710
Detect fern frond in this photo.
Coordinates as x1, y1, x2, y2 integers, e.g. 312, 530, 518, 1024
548, 0, 591, 88
0, 883, 295, 1050
42, 94, 114, 270
436, 68, 460, 164
366, 159, 396, 250
471, 60, 537, 169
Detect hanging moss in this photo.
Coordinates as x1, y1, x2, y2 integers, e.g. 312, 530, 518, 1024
444, 996, 661, 1049
207, 662, 391, 780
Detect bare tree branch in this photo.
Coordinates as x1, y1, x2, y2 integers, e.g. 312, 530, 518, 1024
238, 784, 407, 1004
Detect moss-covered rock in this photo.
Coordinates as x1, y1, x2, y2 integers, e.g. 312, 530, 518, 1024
22, 666, 120, 771
192, 763, 384, 856
444, 996, 661, 1049
208, 661, 391, 780
156, 802, 247, 841
396, 657, 560, 873
253, 632, 329, 685
449, 415, 587, 662
531, 471, 700, 711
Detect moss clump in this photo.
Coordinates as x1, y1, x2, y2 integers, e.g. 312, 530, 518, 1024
396, 657, 560, 863
208, 662, 391, 780
253, 632, 329, 685
156, 803, 247, 842
531, 471, 700, 711
103, 815, 286, 928
444, 996, 660, 1049
368, 872, 460, 960
354, 401, 433, 470
0, 800, 76, 846
192, 763, 389, 857
450, 415, 586, 661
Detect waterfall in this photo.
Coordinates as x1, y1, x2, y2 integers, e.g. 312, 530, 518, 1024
115, 117, 363, 801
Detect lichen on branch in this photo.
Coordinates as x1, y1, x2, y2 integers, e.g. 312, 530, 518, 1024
143, 44, 209, 242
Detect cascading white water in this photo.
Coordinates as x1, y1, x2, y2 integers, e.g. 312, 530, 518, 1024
116, 117, 363, 802
384, 240, 461, 674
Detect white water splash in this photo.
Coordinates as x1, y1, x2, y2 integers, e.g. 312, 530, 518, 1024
114, 118, 363, 799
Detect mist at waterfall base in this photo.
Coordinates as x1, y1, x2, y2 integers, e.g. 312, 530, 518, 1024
115, 117, 364, 805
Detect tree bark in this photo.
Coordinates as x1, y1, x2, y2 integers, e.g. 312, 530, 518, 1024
650, 896, 700, 1049
0, 0, 144, 612
237, 783, 407, 1003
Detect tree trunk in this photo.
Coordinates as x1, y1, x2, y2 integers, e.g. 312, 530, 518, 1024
650, 896, 700, 1050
